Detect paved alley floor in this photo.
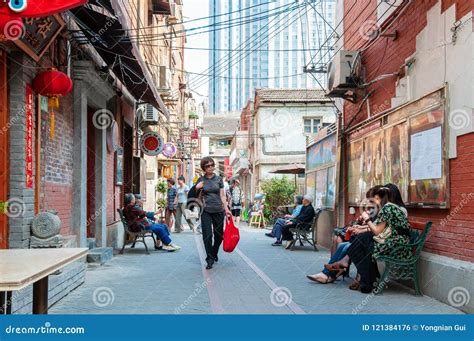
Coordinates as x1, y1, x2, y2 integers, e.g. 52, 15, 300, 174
50, 225, 464, 314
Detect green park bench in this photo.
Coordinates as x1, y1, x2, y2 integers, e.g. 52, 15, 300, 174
374, 221, 432, 296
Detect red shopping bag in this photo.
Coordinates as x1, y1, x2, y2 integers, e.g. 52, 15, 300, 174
223, 217, 240, 252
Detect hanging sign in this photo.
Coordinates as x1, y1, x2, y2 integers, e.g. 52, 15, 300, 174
162, 142, 177, 158
25, 84, 33, 188
140, 131, 164, 156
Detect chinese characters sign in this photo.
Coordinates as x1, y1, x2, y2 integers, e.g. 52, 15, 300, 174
13, 15, 65, 62
25, 84, 33, 188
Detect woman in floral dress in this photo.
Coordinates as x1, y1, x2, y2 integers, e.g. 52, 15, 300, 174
324, 187, 411, 293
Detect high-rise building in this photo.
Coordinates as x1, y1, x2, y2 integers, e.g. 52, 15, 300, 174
208, 0, 336, 115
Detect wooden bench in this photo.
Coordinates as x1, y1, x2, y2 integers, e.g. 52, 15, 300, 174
374, 221, 432, 296
288, 209, 322, 251
117, 208, 157, 255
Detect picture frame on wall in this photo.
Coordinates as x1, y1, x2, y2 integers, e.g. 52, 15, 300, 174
116, 147, 123, 186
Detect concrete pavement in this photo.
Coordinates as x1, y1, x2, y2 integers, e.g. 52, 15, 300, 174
50, 224, 464, 314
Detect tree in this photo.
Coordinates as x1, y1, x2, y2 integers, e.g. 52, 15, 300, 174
261, 176, 296, 223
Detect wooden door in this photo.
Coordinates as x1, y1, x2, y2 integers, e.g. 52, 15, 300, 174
0, 50, 8, 249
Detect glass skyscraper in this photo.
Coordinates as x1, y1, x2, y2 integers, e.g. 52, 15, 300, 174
208, 0, 335, 115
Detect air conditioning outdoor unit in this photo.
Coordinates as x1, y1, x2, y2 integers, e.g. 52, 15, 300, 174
158, 66, 172, 93
327, 50, 358, 97
142, 104, 159, 125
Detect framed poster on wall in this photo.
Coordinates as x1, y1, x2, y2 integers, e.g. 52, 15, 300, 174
409, 108, 447, 206
347, 88, 448, 207
384, 122, 409, 203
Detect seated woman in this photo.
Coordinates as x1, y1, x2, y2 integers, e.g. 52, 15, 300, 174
324, 186, 410, 293
266, 195, 303, 246
123, 193, 181, 252
281, 195, 316, 250
307, 186, 381, 284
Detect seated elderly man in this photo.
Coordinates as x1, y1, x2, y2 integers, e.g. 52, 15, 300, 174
123, 193, 180, 252
267, 195, 304, 246
280, 194, 316, 250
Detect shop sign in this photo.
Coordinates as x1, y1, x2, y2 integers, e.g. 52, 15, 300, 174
13, 15, 65, 62
25, 84, 33, 188
162, 142, 177, 158
140, 131, 164, 156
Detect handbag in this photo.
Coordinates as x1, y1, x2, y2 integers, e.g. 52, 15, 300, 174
223, 216, 240, 252
184, 208, 199, 220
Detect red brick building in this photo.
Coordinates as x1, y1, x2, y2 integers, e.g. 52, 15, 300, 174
331, 0, 473, 312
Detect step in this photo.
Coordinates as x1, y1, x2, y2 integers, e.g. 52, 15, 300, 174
87, 238, 96, 250
86, 247, 113, 265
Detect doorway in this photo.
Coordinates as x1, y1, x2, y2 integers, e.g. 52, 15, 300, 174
86, 108, 96, 238
0, 50, 8, 249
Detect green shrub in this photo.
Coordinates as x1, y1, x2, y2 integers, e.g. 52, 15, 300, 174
261, 177, 296, 223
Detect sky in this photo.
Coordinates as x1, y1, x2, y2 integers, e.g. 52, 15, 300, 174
183, 0, 210, 102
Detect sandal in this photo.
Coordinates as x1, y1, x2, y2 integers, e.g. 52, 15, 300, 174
324, 263, 348, 278
348, 280, 360, 290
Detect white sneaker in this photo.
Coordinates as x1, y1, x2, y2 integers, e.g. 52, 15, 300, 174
163, 244, 180, 252
171, 243, 181, 250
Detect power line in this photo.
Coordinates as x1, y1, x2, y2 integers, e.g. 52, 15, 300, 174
190, 2, 305, 90
193, 4, 309, 92
110, 0, 278, 32
119, 3, 299, 44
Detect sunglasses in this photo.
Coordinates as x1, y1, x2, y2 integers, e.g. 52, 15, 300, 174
205, 163, 215, 169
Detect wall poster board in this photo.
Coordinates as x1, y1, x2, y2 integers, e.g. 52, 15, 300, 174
347, 88, 448, 207
306, 132, 337, 209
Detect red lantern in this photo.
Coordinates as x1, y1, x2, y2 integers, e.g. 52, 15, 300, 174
191, 128, 199, 140
32, 69, 73, 139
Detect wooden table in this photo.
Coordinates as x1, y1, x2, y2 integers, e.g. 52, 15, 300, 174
0, 248, 88, 314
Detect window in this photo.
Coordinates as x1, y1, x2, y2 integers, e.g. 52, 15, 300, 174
304, 118, 322, 134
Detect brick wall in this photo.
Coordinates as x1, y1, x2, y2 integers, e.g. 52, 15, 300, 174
341, 0, 474, 261
40, 92, 74, 236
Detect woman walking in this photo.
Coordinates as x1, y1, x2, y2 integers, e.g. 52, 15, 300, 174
196, 156, 231, 270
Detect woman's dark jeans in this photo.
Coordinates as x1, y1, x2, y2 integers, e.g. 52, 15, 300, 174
347, 232, 377, 291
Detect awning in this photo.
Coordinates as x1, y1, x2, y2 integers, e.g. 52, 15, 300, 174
69, 0, 169, 117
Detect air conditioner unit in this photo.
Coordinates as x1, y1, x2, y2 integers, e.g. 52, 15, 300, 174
158, 66, 172, 93
327, 50, 358, 96
142, 104, 159, 125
